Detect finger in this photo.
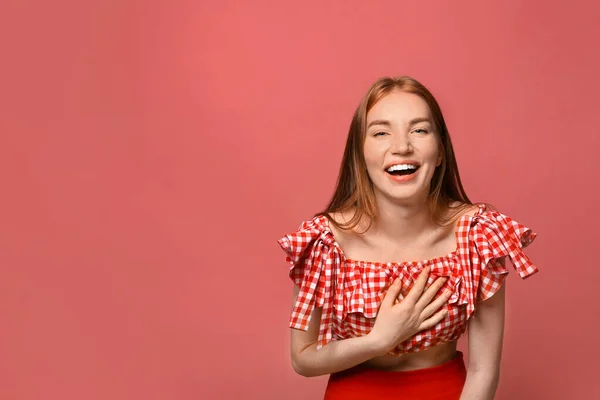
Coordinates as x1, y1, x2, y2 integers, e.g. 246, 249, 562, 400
415, 276, 447, 310
419, 308, 448, 331
404, 266, 431, 304
382, 278, 402, 308
421, 288, 452, 319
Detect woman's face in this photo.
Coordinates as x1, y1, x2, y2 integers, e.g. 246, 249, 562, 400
363, 90, 441, 205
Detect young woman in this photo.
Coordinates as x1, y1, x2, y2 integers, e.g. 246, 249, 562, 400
278, 76, 538, 399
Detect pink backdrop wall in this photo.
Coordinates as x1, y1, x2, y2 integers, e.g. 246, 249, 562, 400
1, 1, 599, 399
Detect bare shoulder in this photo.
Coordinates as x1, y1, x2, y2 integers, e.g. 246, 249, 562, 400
447, 201, 481, 221
326, 210, 362, 247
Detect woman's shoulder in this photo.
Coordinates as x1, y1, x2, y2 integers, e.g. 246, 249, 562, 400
277, 214, 336, 270
278, 209, 362, 253
446, 201, 505, 221
450, 201, 537, 253
321, 209, 362, 249
444, 201, 482, 225
454, 202, 529, 226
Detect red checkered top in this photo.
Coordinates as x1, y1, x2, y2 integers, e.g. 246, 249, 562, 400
278, 204, 538, 355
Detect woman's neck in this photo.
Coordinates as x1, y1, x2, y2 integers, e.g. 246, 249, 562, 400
368, 196, 439, 244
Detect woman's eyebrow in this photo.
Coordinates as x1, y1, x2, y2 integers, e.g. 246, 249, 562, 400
366, 119, 392, 128
409, 117, 432, 125
367, 118, 432, 128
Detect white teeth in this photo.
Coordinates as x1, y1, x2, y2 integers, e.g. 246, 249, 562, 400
386, 164, 418, 172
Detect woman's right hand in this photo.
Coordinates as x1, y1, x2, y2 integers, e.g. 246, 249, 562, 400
368, 266, 452, 356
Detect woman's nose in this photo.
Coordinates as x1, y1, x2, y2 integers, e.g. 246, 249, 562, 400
391, 132, 413, 154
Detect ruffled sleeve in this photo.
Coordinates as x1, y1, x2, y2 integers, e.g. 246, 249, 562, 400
460, 205, 538, 317
277, 216, 343, 348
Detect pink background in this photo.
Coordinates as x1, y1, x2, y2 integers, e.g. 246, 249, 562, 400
1, 1, 599, 399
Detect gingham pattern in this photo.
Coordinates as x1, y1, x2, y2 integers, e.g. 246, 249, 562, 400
278, 204, 538, 355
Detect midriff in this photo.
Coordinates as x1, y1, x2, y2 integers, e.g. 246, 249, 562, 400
361, 341, 458, 371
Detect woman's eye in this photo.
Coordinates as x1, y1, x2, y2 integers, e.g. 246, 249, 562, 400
373, 131, 388, 137
413, 128, 429, 134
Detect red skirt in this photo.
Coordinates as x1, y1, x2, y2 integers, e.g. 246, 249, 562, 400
324, 352, 467, 400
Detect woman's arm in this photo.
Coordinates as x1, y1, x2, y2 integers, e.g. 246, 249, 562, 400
460, 281, 506, 400
290, 267, 452, 377
290, 295, 383, 377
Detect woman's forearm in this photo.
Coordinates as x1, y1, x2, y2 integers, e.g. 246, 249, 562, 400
292, 333, 384, 377
459, 369, 500, 400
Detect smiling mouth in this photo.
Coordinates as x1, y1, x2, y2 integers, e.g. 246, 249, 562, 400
385, 164, 420, 177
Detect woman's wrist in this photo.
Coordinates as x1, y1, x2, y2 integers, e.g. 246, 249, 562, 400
364, 331, 390, 357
